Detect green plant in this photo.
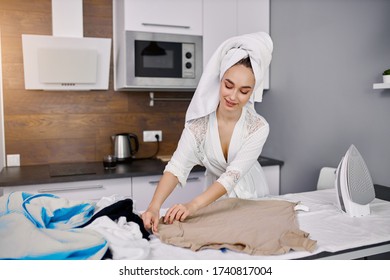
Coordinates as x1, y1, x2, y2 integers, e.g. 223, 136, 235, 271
383, 69, 390, 75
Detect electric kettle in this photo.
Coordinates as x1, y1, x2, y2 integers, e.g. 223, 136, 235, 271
111, 133, 139, 161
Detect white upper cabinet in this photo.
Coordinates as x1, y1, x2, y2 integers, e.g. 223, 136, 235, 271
113, 0, 270, 91
237, 0, 270, 35
203, 0, 270, 89
123, 0, 203, 35
202, 0, 237, 66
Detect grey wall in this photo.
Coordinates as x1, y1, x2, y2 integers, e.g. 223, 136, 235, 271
256, 0, 390, 194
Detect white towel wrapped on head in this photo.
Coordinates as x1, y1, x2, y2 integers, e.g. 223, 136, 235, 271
185, 32, 273, 123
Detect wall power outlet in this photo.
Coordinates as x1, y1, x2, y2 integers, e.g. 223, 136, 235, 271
143, 130, 162, 142
7, 154, 20, 167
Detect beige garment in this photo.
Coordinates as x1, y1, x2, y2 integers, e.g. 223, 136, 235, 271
157, 198, 317, 255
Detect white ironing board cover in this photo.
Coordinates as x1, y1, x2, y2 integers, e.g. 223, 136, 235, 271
145, 189, 390, 260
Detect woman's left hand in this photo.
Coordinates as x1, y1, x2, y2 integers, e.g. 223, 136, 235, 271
164, 203, 195, 224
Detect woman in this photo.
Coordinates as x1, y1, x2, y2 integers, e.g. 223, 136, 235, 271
142, 32, 273, 233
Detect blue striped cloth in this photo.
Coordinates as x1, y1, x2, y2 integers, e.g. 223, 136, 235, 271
0, 192, 108, 260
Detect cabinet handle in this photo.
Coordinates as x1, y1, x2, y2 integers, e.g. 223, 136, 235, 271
148, 177, 199, 185
148, 180, 160, 185
38, 185, 104, 193
187, 177, 200, 182
142, 22, 190, 29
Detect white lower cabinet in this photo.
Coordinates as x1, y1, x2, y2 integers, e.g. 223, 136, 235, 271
0, 178, 132, 202
131, 165, 280, 211
263, 165, 280, 196
131, 171, 206, 212
0, 164, 280, 209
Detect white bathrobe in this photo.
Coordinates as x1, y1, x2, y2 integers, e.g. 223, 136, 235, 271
165, 105, 270, 199
165, 32, 273, 199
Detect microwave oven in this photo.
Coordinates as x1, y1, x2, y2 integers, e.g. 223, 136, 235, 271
116, 31, 203, 91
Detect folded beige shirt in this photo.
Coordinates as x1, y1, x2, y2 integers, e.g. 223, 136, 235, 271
157, 198, 317, 255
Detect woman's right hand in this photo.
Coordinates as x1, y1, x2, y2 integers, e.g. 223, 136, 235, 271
141, 208, 160, 233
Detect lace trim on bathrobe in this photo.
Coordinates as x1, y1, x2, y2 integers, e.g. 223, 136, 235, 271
188, 116, 209, 161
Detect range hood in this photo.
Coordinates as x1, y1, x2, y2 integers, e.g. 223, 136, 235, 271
22, 0, 111, 91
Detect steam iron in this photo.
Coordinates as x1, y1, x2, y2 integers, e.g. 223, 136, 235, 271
335, 144, 375, 217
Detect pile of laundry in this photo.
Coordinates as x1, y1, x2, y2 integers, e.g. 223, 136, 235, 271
0, 192, 150, 260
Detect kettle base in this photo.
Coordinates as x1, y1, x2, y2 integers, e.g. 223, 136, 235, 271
116, 157, 133, 163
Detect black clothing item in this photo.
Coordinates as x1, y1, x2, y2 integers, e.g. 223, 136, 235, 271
80, 198, 150, 240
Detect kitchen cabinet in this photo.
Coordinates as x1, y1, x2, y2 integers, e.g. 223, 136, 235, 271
203, 0, 270, 89
117, 0, 202, 36
263, 165, 280, 196
0, 178, 132, 202
203, 0, 236, 65
0, 157, 282, 209
112, 0, 270, 91
203, 0, 270, 63
113, 0, 203, 91
131, 171, 206, 211
132, 165, 280, 211
0, 165, 279, 208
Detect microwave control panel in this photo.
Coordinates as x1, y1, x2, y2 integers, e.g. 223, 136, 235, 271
182, 43, 196, 78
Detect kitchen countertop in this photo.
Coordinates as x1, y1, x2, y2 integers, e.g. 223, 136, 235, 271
0, 156, 284, 187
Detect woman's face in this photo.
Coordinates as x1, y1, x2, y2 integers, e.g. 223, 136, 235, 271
219, 64, 255, 113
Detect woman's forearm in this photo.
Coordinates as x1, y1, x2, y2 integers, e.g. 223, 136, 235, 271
147, 171, 179, 211
189, 181, 227, 212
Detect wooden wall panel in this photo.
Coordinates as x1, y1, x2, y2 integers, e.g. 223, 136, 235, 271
0, 0, 192, 166
4, 91, 130, 115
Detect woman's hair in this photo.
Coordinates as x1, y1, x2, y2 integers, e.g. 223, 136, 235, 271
234, 56, 252, 69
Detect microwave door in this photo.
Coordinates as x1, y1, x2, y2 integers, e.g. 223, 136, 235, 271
135, 40, 182, 78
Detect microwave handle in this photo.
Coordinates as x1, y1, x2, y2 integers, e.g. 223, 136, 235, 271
142, 22, 190, 29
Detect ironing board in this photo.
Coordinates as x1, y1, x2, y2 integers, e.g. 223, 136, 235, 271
144, 186, 390, 260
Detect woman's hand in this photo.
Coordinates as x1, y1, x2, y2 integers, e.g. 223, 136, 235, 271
141, 208, 160, 233
163, 202, 197, 224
